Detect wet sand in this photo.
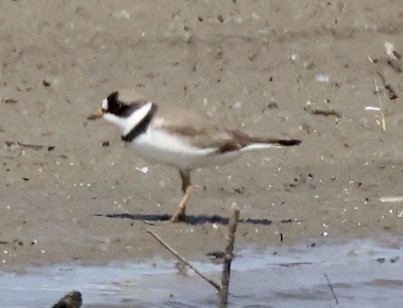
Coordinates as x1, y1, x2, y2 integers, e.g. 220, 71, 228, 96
0, 1, 402, 271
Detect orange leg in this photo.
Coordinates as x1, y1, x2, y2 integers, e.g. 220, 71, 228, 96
169, 170, 192, 223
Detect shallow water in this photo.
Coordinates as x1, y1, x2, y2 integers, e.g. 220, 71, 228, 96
1, 238, 402, 307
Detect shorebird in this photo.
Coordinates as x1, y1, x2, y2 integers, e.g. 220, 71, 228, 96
88, 90, 300, 222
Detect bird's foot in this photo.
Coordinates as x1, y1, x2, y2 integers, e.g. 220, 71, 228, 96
169, 186, 192, 223
169, 209, 187, 223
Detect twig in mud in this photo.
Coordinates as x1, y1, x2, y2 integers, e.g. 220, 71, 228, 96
0, 239, 23, 246
384, 41, 402, 73
367, 55, 377, 64
376, 72, 398, 100
17, 141, 55, 151
373, 79, 386, 131
1, 97, 18, 104
5, 141, 55, 151
379, 196, 403, 203
219, 203, 241, 308
310, 109, 342, 118
147, 229, 221, 291
384, 84, 398, 100
324, 272, 339, 305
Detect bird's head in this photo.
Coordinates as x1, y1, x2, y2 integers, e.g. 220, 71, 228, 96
88, 90, 154, 136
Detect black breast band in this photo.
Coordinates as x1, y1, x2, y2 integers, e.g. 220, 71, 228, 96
121, 103, 157, 142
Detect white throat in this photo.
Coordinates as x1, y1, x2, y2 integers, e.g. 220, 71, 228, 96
103, 101, 154, 136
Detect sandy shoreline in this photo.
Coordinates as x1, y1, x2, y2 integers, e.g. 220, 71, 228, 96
0, 1, 402, 271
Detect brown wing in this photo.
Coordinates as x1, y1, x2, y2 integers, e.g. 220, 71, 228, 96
152, 105, 301, 152
151, 105, 238, 150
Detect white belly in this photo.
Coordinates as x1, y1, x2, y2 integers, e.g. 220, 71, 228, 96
128, 128, 240, 170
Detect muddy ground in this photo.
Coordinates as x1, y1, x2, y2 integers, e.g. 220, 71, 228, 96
0, 1, 402, 271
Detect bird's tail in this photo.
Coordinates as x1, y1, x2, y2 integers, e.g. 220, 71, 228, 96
262, 138, 301, 147
232, 130, 301, 152
241, 139, 301, 152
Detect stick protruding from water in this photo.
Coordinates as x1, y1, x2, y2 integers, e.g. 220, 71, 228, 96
219, 203, 241, 307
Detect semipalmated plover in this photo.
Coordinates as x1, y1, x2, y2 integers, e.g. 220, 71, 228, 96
88, 90, 301, 222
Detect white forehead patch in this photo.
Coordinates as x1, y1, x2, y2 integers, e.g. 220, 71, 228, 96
102, 98, 108, 110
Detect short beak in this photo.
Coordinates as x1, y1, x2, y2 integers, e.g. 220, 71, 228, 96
87, 109, 104, 120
